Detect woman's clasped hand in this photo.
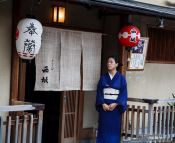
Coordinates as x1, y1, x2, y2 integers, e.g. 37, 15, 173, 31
102, 103, 118, 111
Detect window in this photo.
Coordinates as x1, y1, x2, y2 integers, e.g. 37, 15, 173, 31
147, 28, 175, 63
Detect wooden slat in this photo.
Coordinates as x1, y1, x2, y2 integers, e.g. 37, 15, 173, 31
64, 96, 67, 138
131, 105, 135, 138
64, 119, 67, 138
29, 115, 33, 143
147, 104, 153, 135
5, 116, 11, 143
18, 120, 22, 143
162, 106, 166, 141
170, 106, 174, 141
0, 105, 35, 112
11, 101, 45, 111
68, 114, 71, 137
69, 115, 72, 137
73, 91, 78, 142
125, 105, 129, 138
121, 112, 125, 134
36, 110, 43, 143
65, 112, 76, 115
121, 112, 125, 142
136, 106, 140, 138
142, 106, 146, 136
68, 92, 71, 112
69, 93, 74, 137
166, 106, 170, 140
22, 115, 27, 143
0, 117, 3, 143
153, 107, 157, 138
64, 91, 78, 140
71, 92, 75, 112
64, 115, 67, 138
67, 92, 70, 113
158, 106, 162, 140
14, 116, 19, 143
127, 98, 145, 103
65, 92, 67, 113
77, 91, 83, 141
147, 28, 175, 62
32, 119, 37, 143
68, 114, 72, 137
62, 91, 79, 143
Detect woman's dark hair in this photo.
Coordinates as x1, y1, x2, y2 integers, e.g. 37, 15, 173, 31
107, 56, 123, 70
107, 56, 119, 64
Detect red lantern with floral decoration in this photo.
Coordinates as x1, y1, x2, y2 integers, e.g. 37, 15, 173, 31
118, 26, 141, 47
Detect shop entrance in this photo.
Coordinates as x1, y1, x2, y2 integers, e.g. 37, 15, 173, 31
25, 60, 61, 143
24, 60, 79, 143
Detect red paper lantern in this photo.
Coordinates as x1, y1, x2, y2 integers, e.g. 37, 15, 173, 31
118, 26, 141, 47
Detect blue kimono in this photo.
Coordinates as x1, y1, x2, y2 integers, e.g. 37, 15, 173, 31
96, 72, 128, 143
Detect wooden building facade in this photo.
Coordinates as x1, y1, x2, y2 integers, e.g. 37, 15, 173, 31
6, 0, 175, 143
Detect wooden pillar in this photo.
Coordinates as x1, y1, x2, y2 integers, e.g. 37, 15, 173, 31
10, 0, 24, 103
18, 60, 26, 101
120, 46, 128, 75
119, 14, 129, 75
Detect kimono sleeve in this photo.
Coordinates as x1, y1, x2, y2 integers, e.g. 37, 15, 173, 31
116, 76, 128, 113
95, 77, 104, 112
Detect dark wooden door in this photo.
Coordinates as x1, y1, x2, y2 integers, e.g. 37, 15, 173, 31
59, 91, 79, 143
25, 60, 61, 143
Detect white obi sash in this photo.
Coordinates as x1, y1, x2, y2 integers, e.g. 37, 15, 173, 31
103, 88, 119, 100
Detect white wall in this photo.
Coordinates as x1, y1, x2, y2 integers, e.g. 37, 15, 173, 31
126, 15, 175, 101
127, 63, 175, 99
0, 0, 12, 106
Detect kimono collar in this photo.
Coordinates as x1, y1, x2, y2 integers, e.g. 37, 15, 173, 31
107, 71, 120, 82
108, 71, 117, 80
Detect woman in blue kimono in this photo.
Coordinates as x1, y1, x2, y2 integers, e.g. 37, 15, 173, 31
96, 56, 128, 143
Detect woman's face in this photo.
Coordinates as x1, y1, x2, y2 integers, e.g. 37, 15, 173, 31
107, 58, 118, 71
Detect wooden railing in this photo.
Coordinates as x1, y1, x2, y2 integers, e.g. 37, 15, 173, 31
0, 101, 44, 143
121, 98, 175, 142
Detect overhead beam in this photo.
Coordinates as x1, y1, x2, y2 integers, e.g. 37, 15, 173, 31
68, 0, 175, 20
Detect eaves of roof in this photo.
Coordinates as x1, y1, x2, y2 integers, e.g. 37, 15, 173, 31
72, 0, 175, 19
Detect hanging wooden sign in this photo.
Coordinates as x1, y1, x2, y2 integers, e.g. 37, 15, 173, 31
127, 37, 149, 70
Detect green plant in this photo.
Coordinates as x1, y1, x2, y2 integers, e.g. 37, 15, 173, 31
168, 93, 175, 106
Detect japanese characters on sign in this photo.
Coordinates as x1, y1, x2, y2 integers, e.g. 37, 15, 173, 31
41, 66, 49, 84
128, 37, 149, 70
118, 25, 141, 47
16, 18, 43, 60
40, 59, 55, 85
